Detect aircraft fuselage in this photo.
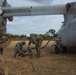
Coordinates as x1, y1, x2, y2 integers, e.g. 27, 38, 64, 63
58, 16, 76, 48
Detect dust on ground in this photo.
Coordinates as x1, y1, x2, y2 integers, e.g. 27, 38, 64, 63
0, 41, 76, 75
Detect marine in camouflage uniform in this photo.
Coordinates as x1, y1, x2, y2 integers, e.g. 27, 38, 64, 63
0, 15, 12, 55
0, 4, 5, 55
0, 16, 5, 35
0, 0, 13, 55
28, 34, 43, 58
0, 14, 5, 55
14, 41, 26, 57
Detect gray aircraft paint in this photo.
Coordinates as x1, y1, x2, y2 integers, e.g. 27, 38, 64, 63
0, 0, 5, 7
2, 5, 66, 16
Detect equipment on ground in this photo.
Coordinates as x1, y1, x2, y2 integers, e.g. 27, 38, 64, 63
14, 39, 51, 59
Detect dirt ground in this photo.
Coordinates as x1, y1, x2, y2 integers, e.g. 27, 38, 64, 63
0, 41, 76, 75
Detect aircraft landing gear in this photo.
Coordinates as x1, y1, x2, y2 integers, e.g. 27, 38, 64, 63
62, 47, 67, 53
55, 45, 59, 54
55, 38, 67, 54
55, 45, 67, 54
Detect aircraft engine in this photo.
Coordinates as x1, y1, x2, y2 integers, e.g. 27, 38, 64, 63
66, 2, 76, 14
0, 34, 11, 48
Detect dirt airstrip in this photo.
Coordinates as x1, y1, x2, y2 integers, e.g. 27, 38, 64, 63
0, 41, 76, 75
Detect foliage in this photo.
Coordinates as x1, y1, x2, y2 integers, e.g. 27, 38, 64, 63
8, 29, 56, 41
45, 29, 56, 40
8, 34, 26, 40
45, 29, 56, 36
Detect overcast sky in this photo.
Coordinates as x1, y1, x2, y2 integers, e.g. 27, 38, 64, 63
6, 0, 76, 35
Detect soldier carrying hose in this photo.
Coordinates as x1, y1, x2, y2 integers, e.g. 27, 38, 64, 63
26, 34, 43, 58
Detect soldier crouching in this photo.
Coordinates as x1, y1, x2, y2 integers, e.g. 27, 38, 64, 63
14, 41, 26, 58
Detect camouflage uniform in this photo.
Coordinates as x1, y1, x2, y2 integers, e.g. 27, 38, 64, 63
0, 16, 5, 55
14, 42, 25, 57
28, 34, 43, 58
0, 2, 13, 55
0, 16, 5, 35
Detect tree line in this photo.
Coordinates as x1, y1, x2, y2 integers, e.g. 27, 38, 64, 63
8, 29, 57, 40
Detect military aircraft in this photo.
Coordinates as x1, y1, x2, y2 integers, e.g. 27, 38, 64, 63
0, 0, 76, 53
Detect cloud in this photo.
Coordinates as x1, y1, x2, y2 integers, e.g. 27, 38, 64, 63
19, 0, 76, 5
23, 0, 53, 4
7, 15, 63, 35
7, 0, 42, 6
52, 0, 76, 4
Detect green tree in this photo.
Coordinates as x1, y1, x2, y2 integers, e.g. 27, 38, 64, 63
45, 29, 55, 36
45, 31, 50, 36
45, 29, 56, 40
48, 29, 56, 36
19, 35, 25, 38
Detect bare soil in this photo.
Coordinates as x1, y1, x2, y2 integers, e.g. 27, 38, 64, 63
0, 41, 76, 75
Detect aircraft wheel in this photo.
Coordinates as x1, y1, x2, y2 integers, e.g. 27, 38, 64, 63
55, 45, 59, 54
